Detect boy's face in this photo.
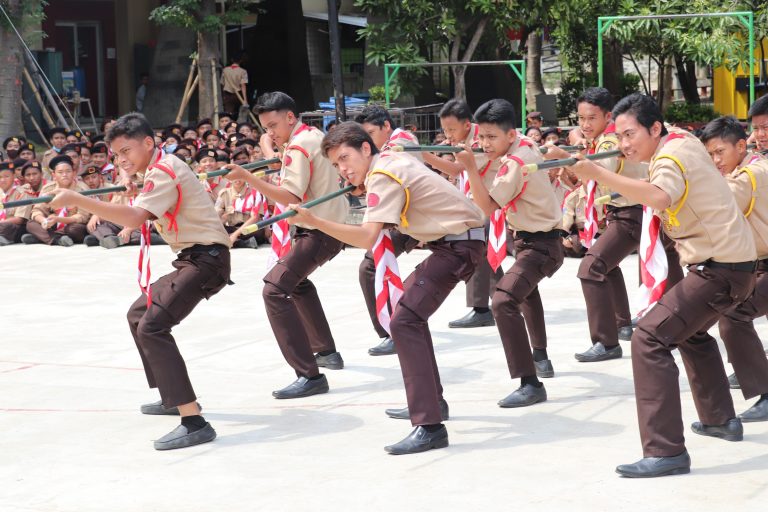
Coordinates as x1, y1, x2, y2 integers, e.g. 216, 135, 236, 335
239, 126, 253, 138
52, 163, 75, 188
197, 124, 212, 137
184, 129, 198, 140
51, 133, 67, 149
110, 135, 155, 176
752, 113, 768, 151
361, 121, 391, 150
544, 133, 560, 144
440, 116, 471, 145
205, 134, 221, 147
258, 110, 296, 146
327, 143, 372, 186
614, 113, 662, 163
24, 168, 42, 188
0, 170, 14, 191
198, 156, 217, 172
83, 173, 102, 189
219, 117, 232, 130
64, 151, 81, 170
19, 149, 35, 161
80, 148, 91, 164
577, 102, 611, 141
477, 123, 517, 160
704, 137, 746, 176
66, 135, 79, 144
5, 140, 20, 152
91, 153, 108, 167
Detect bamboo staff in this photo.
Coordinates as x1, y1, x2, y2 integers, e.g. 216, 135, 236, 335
175, 58, 198, 123
2, 159, 281, 210
389, 144, 585, 154
211, 58, 220, 129
23, 68, 55, 129
241, 185, 356, 234
522, 150, 623, 173
21, 100, 53, 149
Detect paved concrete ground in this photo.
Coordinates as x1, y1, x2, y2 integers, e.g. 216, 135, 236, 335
2, 244, 767, 511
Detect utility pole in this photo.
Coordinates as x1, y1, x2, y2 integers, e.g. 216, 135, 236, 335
327, 0, 346, 122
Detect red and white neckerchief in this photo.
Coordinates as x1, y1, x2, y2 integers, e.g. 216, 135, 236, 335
138, 151, 183, 308
581, 146, 600, 249
232, 186, 255, 214
372, 230, 404, 334
0, 186, 16, 221
636, 205, 668, 318
252, 191, 268, 216
54, 207, 68, 230
456, 125, 481, 196
487, 155, 528, 271
266, 202, 291, 271
382, 128, 419, 151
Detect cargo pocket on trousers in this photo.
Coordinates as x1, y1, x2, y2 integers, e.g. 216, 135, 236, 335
398, 276, 444, 322
638, 302, 688, 347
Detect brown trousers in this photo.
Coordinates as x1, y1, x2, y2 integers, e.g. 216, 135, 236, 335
391, 240, 483, 425
578, 206, 642, 345
633, 264, 755, 457
359, 230, 420, 339
718, 260, 768, 399
26, 220, 87, 244
91, 221, 141, 244
493, 235, 564, 378
222, 91, 240, 116
465, 220, 505, 308
263, 228, 344, 378
0, 220, 26, 242
127, 245, 231, 408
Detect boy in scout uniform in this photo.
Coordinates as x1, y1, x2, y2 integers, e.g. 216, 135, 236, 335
749, 95, 768, 152
24, 155, 90, 246
353, 104, 421, 355
221, 52, 249, 115
0, 161, 31, 245
2, 136, 25, 160
18, 142, 36, 162
214, 172, 261, 248
20, 161, 45, 196
456, 99, 564, 405
544, 87, 645, 362
568, 93, 757, 478
701, 116, 768, 422
224, 91, 347, 399
42, 127, 67, 174
288, 121, 485, 454
48, 112, 231, 450
423, 99, 500, 329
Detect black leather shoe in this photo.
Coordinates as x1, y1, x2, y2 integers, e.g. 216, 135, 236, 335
368, 337, 396, 356
728, 373, 740, 389
575, 342, 623, 362
448, 310, 495, 328
384, 425, 448, 455
140, 399, 203, 416
154, 423, 216, 450
83, 235, 100, 247
618, 325, 633, 341
386, 399, 449, 421
616, 451, 691, 478
740, 396, 768, 422
21, 234, 40, 245
691, 417, 743, 441
315, 351, 344, 370
534, 359, 554, 378
498, 383, 547, 408
272, 375, 329, 399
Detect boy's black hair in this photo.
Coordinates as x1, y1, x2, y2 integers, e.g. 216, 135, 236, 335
253, 91, 298, 116
577, 87, 614, 113
612, 93, 668, 136
105, 112, 155, 144
474, 99, 517, 132
700, 116, 748, 145
439, 99, 473, 122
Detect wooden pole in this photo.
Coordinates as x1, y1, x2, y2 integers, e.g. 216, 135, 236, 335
22, 68, 55, 129
176, 75, 199, 124
21, 100, 53, 148
211, 58, 220, 129
175, 59, 198, 124
235, 88, 260, 127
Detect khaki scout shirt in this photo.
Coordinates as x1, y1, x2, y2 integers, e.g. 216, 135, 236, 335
1, 185, 31, 220
220, 64, 248, 94
215, 184, 256, 226
362, 152, 485, 242
488, 136, 562, 233
31, 181, 91, 224
562, 185, 606, 232
726, 154, 768, 260
280, 122, 347, 229
649, 128, 756, 265
133, 150, 231, 252
590, 125, 648, 208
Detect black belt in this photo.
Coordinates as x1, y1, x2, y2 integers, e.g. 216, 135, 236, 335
181, 243, 229, 256
703, 260, 758, 272
516, 229, 563, 240
605, 204, 642, 212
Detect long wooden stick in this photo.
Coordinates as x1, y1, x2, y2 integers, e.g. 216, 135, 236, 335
176, 75, 199, 124
390, 144, 585, 154
175, 59, 198, 123
523, 150, 623, 173
21, 100, 53, 149
23, 68, 55, 129
242, 185, 356, 234
211, 58, 220, 129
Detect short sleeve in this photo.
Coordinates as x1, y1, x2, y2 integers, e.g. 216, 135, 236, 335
727, 171, 754, 215
649, 159, 686, 207
488, 158, 524, 208
279, 147, 311, 200
362, 173, 406, 225
133, 167, 178, 220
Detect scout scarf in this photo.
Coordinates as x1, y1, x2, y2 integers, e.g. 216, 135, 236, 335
636, 205, 667, 318
487, 156, 527, 271
372, 230, 404, 334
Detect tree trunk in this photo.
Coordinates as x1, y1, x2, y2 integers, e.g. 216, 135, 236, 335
449, 17, 488, 101
674, 55, 700, 104
603, 37, 624, 97
525, 30, 545, 111
196, 0, 220, 120
0, 0, 25, 143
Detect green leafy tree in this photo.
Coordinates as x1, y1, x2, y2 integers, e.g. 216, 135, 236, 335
150, 0, 252, 119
